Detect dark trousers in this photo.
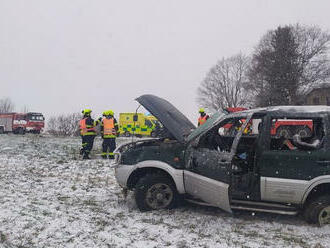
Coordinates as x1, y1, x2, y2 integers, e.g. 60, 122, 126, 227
102, 138, 116, 158
81, 135, 95, 158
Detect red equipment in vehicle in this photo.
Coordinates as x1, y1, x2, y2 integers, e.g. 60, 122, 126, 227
223, 107, 313, 138
223, 107, 248, 129
0, 112, 45, 134
271, 119, 313, 138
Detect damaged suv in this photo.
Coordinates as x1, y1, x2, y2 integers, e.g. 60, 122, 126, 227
114, 94, 330, 226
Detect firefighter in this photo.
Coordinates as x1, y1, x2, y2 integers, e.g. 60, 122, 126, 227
100, 110, 119, 159
79, 109, 98, 159
198, 108, 209, 126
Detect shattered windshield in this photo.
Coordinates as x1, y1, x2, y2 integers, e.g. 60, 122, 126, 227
187, 111, 227, 142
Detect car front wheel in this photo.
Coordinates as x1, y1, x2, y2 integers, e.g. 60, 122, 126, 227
304, 195, 330, 226
134, 173, 178, 211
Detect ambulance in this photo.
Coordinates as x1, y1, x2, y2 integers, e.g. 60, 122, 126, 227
119, 113, 160, 137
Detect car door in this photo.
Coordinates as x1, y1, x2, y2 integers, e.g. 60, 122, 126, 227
183, 114, 252, 213
258, 115, 330, 204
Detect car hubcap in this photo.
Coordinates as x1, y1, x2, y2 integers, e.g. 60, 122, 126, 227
319, 206, 330, 226
146, 183, 173, 209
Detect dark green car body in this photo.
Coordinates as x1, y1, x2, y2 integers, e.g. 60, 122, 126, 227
115, 95, 330, 225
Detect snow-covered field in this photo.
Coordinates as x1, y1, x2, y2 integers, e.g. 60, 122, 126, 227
0, 134, 330, 248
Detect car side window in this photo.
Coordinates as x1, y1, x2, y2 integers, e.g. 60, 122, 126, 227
270, 117, 325, 151
198, 118, 237, 152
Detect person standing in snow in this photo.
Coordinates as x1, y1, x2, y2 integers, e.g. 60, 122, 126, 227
100, 110, 118, 159
198, 108, 209, 126
79, 109, 98, 159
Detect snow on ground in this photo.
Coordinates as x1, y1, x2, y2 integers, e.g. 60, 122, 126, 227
0, 134, 330, 248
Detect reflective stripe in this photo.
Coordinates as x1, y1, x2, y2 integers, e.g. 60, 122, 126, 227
103, 135, 116, 138
102, 152, 114, 156
84, 132, 97, 136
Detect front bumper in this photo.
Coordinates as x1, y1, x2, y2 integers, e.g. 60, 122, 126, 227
114, 164, 136, 188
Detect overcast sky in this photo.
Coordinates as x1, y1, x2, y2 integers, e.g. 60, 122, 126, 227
1, 0, 330, 122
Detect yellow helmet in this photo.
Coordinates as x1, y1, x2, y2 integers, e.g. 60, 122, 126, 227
199, 108, 205, 113
82, 109, 92, 115
102, 110, 114, 116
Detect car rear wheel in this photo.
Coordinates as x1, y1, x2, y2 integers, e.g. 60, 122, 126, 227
134, 173, 178, 211
124, 131, 131, 137
304, 195, 330, 226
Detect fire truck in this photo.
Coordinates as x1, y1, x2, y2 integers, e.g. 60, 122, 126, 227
0, 112, 45, 134
224, 107, 313, 138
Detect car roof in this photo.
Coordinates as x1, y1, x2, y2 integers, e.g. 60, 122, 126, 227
226, 106, 330, 118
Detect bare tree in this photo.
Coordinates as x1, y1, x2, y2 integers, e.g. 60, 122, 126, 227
0, 97, 15, 113
21, 105, 29, 113
294, 24, 330, 94
47, 113, 81, 136
197, 53, 251, 112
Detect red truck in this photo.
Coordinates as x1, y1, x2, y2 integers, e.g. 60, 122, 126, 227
224, 107, 313, 138
0, 112, 45, 134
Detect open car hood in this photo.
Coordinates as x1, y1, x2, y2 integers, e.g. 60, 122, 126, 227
136, 94, 196, 143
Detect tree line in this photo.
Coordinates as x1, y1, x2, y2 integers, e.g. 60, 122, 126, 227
0, 98, 15, 113
197, 24, 330, 111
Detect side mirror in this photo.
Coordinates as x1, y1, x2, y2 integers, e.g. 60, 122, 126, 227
133, 114, 138, 122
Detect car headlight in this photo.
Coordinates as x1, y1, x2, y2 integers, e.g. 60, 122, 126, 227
112, 152, 121, 167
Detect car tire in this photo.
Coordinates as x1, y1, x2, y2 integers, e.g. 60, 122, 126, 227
134, 173, 178, 211
124, 131, 131, 137
295, 126, 312, 138
0, 127, 4, 134
18, 128, 25, 135
304, 195, 330, 226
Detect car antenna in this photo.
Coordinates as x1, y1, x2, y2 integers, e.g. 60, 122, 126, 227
133, 104, 141, 143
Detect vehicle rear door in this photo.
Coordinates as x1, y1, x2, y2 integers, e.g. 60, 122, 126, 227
258, 114, 330, 204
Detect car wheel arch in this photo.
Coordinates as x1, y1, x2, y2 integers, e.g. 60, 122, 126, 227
302, 179, 330, 206
126, 161, 185, 194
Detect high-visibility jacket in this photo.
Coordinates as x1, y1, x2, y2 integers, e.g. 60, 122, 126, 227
102, 117, 118, 138
198, 115, 209, 126
79, 117, 96, 136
